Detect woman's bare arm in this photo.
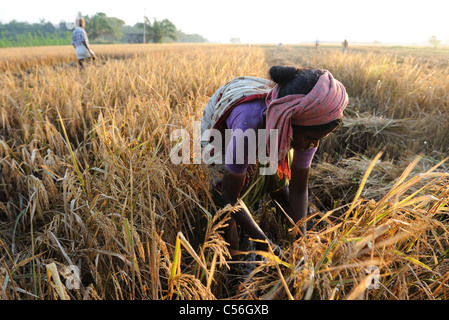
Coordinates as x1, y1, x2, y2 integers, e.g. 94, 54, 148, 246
222, 169, 270, 251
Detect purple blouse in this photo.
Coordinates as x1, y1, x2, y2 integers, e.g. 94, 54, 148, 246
224, 99, 317, 175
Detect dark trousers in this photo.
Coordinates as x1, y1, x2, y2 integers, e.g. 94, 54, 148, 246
78, 57, 93, 69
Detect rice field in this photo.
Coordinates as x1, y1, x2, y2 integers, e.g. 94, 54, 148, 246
0, 43, 448, 300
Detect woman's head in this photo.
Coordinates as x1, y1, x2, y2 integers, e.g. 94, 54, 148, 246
265, 65, 348, 177
269, 66, 325, 98
268, 65, 344, 150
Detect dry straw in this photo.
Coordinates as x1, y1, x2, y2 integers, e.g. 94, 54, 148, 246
1, 43, 449, 300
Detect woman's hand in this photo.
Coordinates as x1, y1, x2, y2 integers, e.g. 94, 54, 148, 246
221, 169, 270, 252
270, 163, 310, 237
289, 164, 310, 237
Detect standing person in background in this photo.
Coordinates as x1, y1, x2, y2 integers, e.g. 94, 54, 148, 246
71, 18, 96, 69
342, 39, 348, 53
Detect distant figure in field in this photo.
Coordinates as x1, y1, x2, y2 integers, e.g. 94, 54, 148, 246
315, 39, 320, 49
71, 18, 96, 69
342, 39, 348, 53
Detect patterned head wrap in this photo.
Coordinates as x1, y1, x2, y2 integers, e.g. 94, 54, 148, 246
265, 70, 349, 179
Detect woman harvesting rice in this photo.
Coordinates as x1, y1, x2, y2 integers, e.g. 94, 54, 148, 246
201, 65, 348, 257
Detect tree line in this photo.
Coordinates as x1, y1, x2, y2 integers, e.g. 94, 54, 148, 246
0, 12, 208, 48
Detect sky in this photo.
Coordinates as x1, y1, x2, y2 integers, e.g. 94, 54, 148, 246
1, 0, 449, 44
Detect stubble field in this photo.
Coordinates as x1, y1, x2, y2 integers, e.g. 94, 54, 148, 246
0, 43, 448, 300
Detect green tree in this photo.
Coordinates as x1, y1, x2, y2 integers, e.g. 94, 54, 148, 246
137, 17, 177, 43
176, 29, 208, 43
83, 12, 124, 42
0, 20, 70, 47
429, 35, 441, 48
150, 18, 177, 43
107, 16, 125, 40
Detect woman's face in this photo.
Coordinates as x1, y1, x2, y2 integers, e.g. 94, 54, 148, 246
290, 125, 335, 151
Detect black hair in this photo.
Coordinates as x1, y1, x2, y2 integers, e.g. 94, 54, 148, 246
269, 65, 342, 131
269, 65, 325, 98
292, 119, 342, 134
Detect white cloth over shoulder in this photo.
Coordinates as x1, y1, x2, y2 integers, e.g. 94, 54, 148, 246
200, 76, 273, 148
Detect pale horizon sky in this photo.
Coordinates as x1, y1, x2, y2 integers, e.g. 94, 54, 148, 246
1, 0, 449, 45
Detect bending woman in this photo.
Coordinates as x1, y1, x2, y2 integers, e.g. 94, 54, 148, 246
204, 65, 348, 256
